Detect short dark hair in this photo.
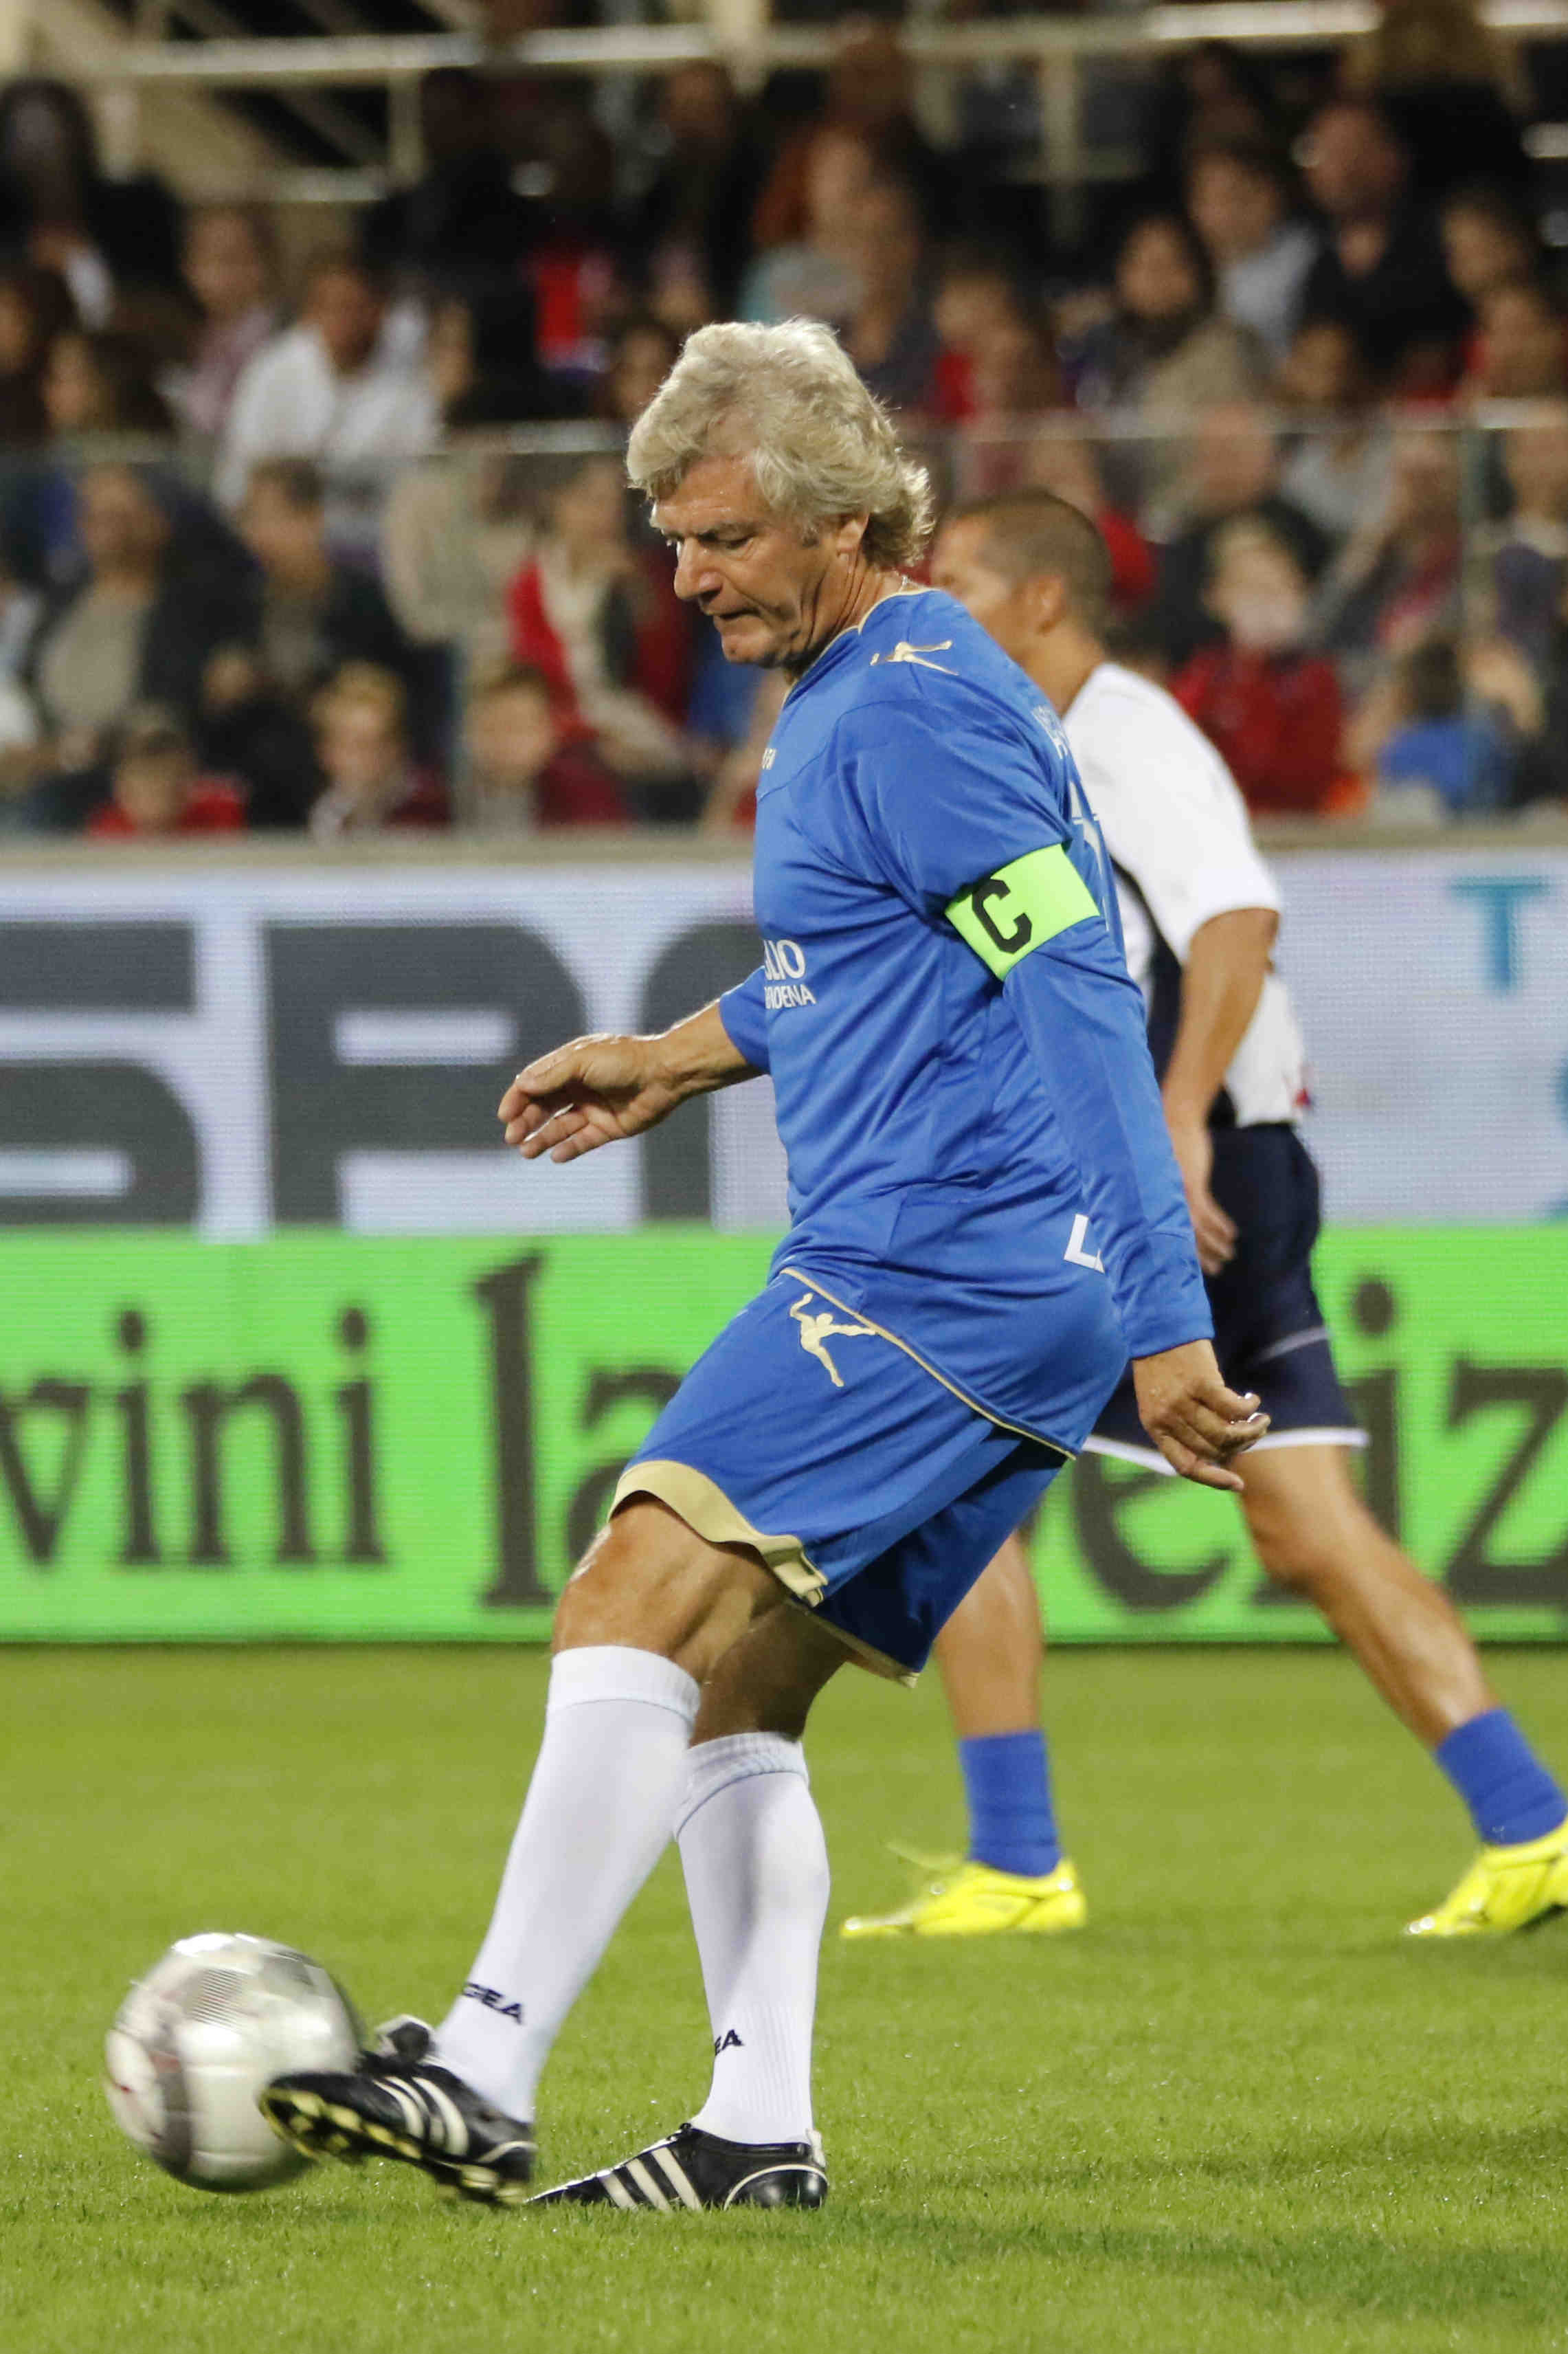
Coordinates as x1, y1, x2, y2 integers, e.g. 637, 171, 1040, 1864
301, 245, 383, 302
187, 201, 278, 273
245, 456, 324, 512
115, 704, 192, 764
1184, 133, 1297, 206
473, 661, 555, 707
1115, 208, 1216, 317
950, 488, 1114, 636
610, 311, 680, 367
1310, 93, 1407, 151
1441, 177, 1537, 238
1403, 634, 1462, 720
1483, 275, 1561, 321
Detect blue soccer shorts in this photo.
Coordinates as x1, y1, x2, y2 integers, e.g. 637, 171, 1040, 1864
612, 1272, 1069, 1680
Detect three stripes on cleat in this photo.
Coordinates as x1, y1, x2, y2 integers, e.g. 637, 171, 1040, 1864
592, 2144, 707, 2211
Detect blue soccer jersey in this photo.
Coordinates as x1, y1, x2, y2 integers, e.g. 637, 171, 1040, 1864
717, 586, 1211, 1452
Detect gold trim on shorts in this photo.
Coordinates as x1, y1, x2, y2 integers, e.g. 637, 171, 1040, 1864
785, 1597, 919, 1687
780, 1267, 1073, 1460
612, 1461, 826, 1604
614, 1458, 919, 1681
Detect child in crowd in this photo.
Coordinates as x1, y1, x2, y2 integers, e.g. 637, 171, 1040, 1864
463, 665, 629, 832
1440, 184, 1544, 351
87, 706, 245, 837
1356, 637, 1516, 818
307, 663, 445, 836
930, 248, 1028, 421
41, 325, 173, 436
1463, 280, 1568, 401
1173, 517, 1344, 816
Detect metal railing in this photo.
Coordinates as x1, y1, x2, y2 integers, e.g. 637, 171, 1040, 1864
5, 406, 1566, 841
27, 1, 1568, 230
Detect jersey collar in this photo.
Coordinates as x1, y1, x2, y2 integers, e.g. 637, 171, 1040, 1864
783, 579, 930, 700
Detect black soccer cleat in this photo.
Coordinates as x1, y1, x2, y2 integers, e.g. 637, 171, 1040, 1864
528, 2122, 827, 2212
260, 2016, 536, 2204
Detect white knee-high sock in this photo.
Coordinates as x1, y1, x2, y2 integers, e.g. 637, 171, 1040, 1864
677, 1732, 829, 2146
434, 1645, 699, 2120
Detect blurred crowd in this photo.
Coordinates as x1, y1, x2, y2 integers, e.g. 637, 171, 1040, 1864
2, 16, 1568, 841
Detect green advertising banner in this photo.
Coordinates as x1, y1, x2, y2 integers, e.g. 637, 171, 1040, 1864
1, 1229, 1565, 1645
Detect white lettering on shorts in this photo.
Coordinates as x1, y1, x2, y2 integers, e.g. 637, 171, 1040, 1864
1064, 1213, 1105, 1273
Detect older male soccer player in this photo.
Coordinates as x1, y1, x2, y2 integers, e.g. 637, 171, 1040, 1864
262, 324, 1264, 2214
838, 489, 1568, 1945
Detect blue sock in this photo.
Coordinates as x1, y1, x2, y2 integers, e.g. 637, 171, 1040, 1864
959, 1730, 1061, 1878
1435, 1709, 1567, 1847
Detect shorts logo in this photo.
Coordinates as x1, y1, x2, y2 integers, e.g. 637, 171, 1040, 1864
713, 2028, 743, 2055
791, 1293, 877, 1389
763, 937, 816, 1010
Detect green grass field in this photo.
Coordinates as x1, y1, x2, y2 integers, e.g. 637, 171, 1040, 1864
6, 1647, 1568, 2354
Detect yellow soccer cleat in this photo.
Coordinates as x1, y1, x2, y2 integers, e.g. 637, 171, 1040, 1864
840, 1854, 1086, 1939
1405, 1819, 1568, 1937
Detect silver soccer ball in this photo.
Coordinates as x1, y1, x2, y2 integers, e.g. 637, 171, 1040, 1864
104, 1932, 361, 2190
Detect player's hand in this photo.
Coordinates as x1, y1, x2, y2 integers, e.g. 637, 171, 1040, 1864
1132, 1339, 1268, 1491
1165, 1118, 1237, 1276
500, 1033, 683, 1164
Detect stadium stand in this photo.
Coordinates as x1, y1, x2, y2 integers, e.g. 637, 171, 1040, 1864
1, 3, 1568, 836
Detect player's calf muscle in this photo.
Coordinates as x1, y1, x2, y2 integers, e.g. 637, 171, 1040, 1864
552, 1499, 785, 1680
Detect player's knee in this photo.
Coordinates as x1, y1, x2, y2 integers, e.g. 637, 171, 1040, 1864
552, 1500, 783, 1680
695, 1610, 844, 1743
1248, 1509, 1346, 1599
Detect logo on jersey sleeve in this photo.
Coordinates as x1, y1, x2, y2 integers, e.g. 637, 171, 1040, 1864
763, 937, 816, 1009
870, 640, 956, 674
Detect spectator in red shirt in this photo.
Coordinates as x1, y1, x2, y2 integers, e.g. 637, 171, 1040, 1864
463, 664, 630, 833
87, 706, 245, 838
508, 452, 696, 794
306, 663, 446, 836
930, 247, 1024, 422
1174, 518, 1343, 816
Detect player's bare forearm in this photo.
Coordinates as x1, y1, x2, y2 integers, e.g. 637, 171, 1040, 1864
1161, 909, 1276, 1128
1132, 1338, 1269, 1491
1161, 908, 1276, 1274
500, 1001, 759, 1166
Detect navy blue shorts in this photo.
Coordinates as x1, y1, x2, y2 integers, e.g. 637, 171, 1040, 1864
1090, 1124, 1362, 1472
613, 1273, 1068, 1680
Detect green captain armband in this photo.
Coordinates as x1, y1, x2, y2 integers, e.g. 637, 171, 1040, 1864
945, 844, 1100, 979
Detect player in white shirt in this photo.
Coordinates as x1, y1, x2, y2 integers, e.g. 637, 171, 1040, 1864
842, 490, 1568, 1942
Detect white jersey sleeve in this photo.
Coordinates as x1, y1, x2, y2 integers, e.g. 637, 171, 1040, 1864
1065, 663, 1281, 957
1064, 663, 1306, 1128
